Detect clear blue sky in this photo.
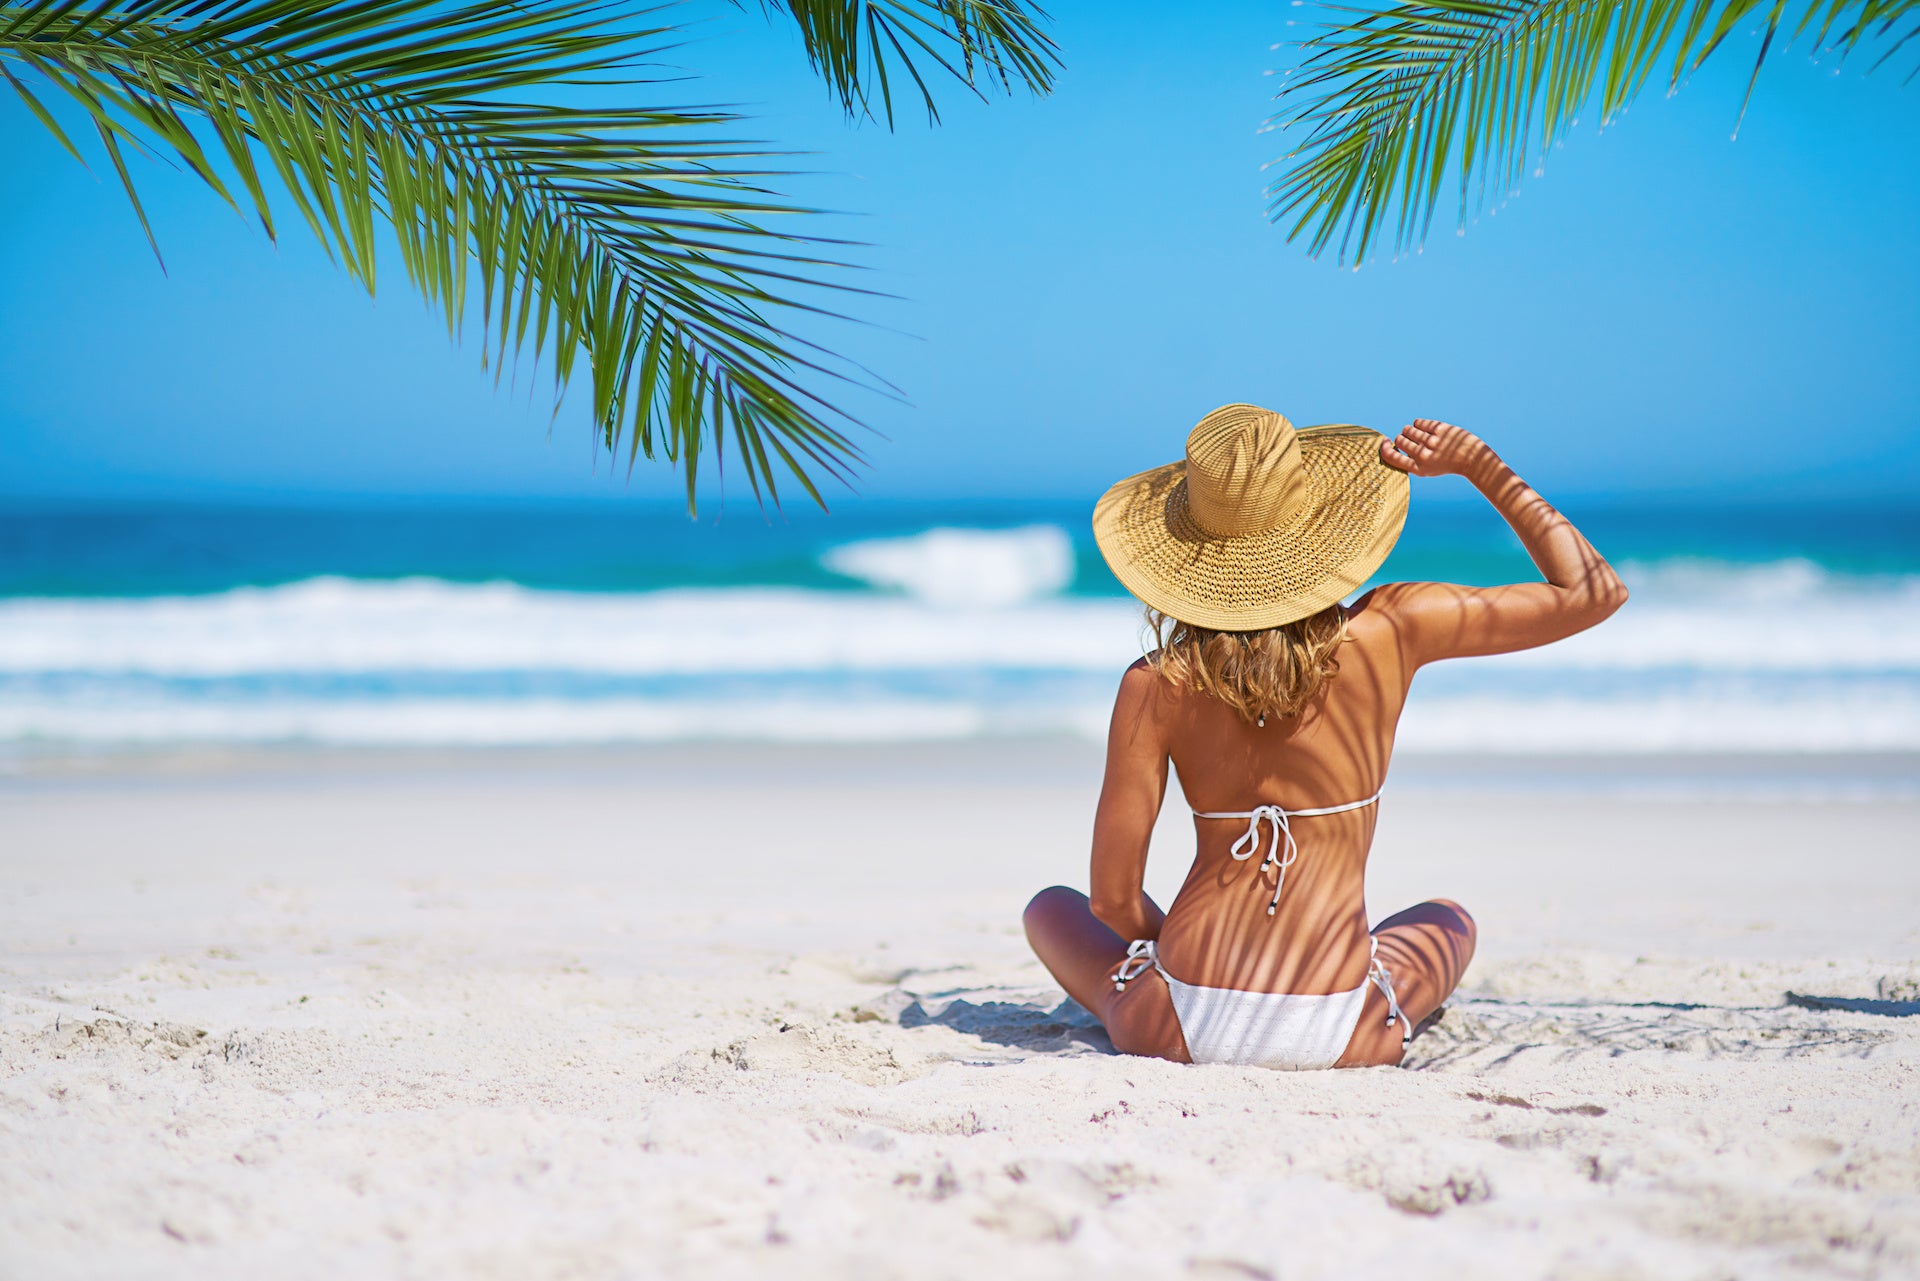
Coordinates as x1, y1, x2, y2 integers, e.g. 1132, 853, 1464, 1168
2, 0, 1918, 509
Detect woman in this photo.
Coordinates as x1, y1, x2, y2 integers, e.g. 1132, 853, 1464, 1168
1024, 406, 1627, 1069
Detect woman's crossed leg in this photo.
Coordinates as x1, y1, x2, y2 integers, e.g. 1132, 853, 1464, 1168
1338, 898, 1477, 1067
1022, 885, 1189, 1061
1024, 887, 1474, 1068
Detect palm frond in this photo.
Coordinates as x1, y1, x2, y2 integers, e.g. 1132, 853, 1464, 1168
754, 0, 1059, 125
1268, 0, 1920, 264
1, 0, 889, 510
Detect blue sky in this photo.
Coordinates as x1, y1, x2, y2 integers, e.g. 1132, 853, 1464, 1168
2, 0, 1918, 509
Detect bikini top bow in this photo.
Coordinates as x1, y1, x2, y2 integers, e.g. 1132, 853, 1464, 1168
1191, 791, 1383, 917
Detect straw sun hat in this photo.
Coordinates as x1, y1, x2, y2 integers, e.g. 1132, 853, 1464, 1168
1092, 403, 1410, 632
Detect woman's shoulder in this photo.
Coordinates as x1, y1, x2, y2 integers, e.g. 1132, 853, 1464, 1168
1346, 582, 1460, 630
1349, 582, 1436, 613
1116, 653, 1180, 710
1119, 653, 1162, 690
1343, 583, 1478, 670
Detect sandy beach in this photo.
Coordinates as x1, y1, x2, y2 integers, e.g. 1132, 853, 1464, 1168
3, 743, 1917, 1280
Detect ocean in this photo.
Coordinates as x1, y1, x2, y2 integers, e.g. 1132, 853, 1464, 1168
2, 499, 1917, 755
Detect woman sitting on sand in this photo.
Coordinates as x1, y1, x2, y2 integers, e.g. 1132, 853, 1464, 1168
1024, 407, 1626, 1069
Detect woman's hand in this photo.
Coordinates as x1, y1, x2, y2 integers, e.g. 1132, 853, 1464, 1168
1379, 419, 1496, 479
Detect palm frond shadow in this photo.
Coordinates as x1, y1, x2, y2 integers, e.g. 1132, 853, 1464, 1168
887, 986, 1900, 1069
1405, 996, 1897, 1070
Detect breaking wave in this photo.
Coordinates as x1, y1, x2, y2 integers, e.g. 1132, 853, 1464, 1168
2, 556, 1916, 752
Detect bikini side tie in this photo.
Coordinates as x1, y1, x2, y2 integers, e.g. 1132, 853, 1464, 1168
1368, 935, 1413, 1052
1192, 791, 1382, 918
1112, 938, 1156, 992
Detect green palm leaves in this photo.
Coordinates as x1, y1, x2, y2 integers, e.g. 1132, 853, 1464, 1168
0, 0, 1057, 509
764, 0, 1058, 124
1268, 0, 1920, 264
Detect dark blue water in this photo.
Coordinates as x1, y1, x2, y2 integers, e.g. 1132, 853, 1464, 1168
4, 499, 1916, 598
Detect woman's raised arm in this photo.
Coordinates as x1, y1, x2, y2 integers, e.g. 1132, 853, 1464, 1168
1374, 419, 1629, 664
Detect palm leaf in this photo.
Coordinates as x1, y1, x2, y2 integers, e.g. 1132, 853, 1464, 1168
1, 0, 900, 510
1268, 0, 1920, 264
754, 0, 1060, 125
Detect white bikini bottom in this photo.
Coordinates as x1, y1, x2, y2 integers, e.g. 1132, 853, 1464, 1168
1114, 938, 1411, 1071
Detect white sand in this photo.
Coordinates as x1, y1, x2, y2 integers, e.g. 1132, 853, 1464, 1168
3, 744, 1918, 1280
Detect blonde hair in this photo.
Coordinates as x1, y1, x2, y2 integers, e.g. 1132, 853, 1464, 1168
1148, 602, 1347, 725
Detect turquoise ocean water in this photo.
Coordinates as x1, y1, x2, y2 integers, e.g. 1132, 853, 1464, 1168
2, 500, 1917, 754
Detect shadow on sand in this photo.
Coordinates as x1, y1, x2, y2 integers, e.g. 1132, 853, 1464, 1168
887, 987, 1902, 1073
898, 994, 1115, 1055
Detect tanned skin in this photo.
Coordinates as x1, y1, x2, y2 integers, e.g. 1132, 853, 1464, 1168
1024, 420, 1629, 1067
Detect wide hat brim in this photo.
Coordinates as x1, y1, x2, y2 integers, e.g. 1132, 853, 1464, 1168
1092, 424, 1409, 631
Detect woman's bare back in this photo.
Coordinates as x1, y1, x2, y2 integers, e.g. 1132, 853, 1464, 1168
1152, 594, 1417, 996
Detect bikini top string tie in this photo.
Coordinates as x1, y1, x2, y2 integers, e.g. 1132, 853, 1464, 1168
1191, 791, 1383, 919
1231, 805, 1298, 916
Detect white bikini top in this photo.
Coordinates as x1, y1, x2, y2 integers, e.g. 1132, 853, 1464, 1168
1192, 791, 1382, 917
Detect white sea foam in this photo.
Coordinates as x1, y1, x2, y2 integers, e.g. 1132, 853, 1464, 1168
1487, 591, 1920, 672
1616, 556, 1909, 603
4, 563, 1918, 751
0, 696, 1083, 746
4, 569, 1920, 677
1396, 686, 1920, 754
0, 577, 1142, 677
820, 525, 1076, 607
3, 686, 1915, 752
